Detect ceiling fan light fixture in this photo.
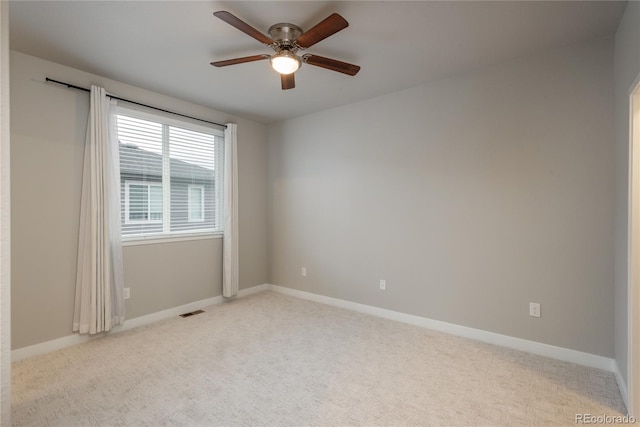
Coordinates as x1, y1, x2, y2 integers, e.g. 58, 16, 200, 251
270, 51, 301, 75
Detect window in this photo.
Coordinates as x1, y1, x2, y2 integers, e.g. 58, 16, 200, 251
188, 185, 204, 222
116, 109, 224, 240
124, 181, 163, 223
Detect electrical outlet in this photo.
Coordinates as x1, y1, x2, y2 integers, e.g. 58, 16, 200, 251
301, 267, 307, 277
380, 279, 386, 290
529, 302, 540, 318
123, 288, 131, 300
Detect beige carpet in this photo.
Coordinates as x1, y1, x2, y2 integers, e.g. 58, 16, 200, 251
12, 291, 625, 426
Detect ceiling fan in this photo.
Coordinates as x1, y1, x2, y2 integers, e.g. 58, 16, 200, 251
211, 11, 361, 90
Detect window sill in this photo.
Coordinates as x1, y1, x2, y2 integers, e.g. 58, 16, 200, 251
122, 233, 223, 247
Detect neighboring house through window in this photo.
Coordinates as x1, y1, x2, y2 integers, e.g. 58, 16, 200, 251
116, 108, 224, 240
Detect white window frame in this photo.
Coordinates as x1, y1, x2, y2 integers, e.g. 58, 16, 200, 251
117, 106, 224, 243
124, 180, 163, 225
188, 184, 205, 223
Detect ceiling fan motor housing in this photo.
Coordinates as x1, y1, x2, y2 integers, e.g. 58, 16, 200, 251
268, 23, 303, 47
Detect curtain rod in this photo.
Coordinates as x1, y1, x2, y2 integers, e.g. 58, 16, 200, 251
45, 77, 227, 129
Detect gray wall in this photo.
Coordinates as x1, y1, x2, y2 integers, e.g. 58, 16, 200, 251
614, 0, 640, 392
10, 51, 268, 349
268, 38, 615, 357
122, 239, 222, 319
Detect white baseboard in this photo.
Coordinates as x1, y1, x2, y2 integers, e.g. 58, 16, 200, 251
613, 360, 630, 413
268, 284, 616, 373
12, 284, 269, 362
13, 282, 618, 377
118, 295, 224, 332
238, 283, 269, 297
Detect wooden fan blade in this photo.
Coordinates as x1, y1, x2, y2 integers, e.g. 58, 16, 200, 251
281, 73, 295, 90
302, 54, 360, 76
214, 11, 274, 46
211, 54, 270, 67
295, 13, 348, 48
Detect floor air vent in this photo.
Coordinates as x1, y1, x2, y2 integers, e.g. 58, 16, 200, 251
179, 310, 205, 318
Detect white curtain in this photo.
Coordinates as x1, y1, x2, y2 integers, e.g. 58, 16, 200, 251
73, 85, 125, 334
223, 123, 239, 298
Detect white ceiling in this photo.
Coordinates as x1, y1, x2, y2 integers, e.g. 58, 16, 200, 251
9, 1, 626, 124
